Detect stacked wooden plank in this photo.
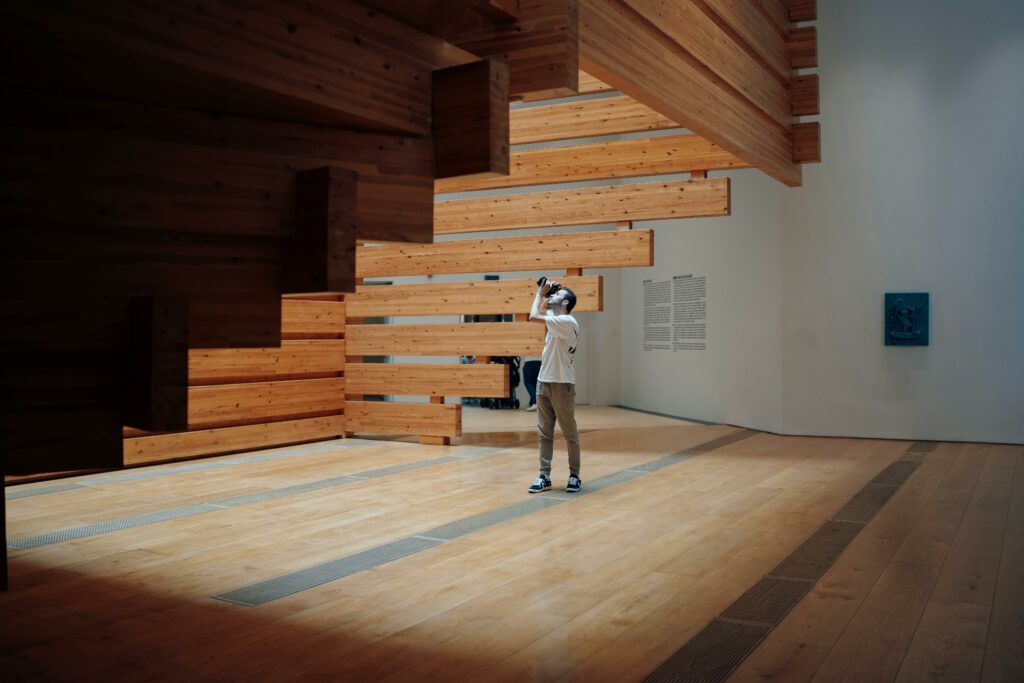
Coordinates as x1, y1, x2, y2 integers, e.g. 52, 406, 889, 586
123, 298, 347, 466
0, 0, 579, 475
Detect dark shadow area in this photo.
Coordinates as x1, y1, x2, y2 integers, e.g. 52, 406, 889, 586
0, 556, 489, 682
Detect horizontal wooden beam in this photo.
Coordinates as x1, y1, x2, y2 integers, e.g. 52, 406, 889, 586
788, 26, 818, 69
345, 276, 602, 317
700, 0, 790, 81
580, 0, 801, 186
790, 74, 820, 116
123, 415, 345, 466
188, 378, 345, 430
346, 363, 508, 397
626, 0, 791, 129
347, 323, 544, 356
346, 401, 461, 437
189, 340, 346, 385
435, 178, 729, 234
451, 0, 578, 99
437, 135, 747, 192
357, 228, 653, 277
508, 94, 677, 145
281, 300, 346, 339
1, 0, 477, 135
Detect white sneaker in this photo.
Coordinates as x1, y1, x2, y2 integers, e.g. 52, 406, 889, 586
526, 403, 537, 411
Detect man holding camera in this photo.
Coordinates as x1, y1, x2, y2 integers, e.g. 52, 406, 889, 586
527, 277, 582, 494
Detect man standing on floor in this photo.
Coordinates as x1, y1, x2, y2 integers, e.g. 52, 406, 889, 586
527, 277, 582, 494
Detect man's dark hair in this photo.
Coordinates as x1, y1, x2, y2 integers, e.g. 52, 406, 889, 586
561, 287, 577, 313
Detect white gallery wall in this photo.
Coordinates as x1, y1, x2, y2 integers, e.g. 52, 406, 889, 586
616, 0, 1024, 443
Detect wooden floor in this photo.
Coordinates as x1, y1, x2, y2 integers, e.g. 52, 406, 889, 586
2, 407, 1022, 682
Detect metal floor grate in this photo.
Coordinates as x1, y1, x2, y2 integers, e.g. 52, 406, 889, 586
211, 430, 759, 606
644, 445, 929, 682
644, 620, 771, 683
216, 536, 441, 607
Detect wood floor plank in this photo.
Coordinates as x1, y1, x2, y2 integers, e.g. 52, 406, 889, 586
2, 412, 1018, 683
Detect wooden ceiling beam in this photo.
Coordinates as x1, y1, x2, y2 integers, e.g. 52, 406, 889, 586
579, 0, 801, 186
435, 178, 729, 234
356, 229, 653, 278
0, 0, 478, 135
509, 95, 677, 145
448, 0, 579, 99
437, 134, 748, 193
625, 0, 792, 128
699, 0, 791, 82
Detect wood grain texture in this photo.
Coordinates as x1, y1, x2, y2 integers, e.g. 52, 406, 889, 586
623, 0, 792, 128
346, 363, 509, 397
699, 0, 790, 81
437, 135, 747, 192
787, 0, 816, 23
789, 25, 818, 69
346, 323, 544, 356
281, 300, 346, 339
189, 341, 346, 385
436, 178, 729, 233
345, 400, 462, 437
790, 73, 820, 116
579, 0, 801, 186
508, 94, 677, 145
187, 378, 345, 430
450, 0, 579, 99
284, 167, 358, 295
793, 121, 821, 163
123, 415, 346, 465
433, 59, 510, 179
356, 228, 653, 277
345, 276, 602, 317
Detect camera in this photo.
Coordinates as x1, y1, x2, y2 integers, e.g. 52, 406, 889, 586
537, 276, 562, 292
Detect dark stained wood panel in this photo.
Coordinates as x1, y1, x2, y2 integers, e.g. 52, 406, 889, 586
285, 167, 359, 295
432, 59, 510, 179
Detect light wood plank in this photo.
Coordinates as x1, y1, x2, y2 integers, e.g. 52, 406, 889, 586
122, 415, 345, 465
346, 323, 544, 356
508, 94, 677, 146
189, 340, 346, 385
437, 135, 747, 192
281, 300, 346, 339
579, 0, 801, 186
356, 228, 653, 278
345, 276, 602, 317
435, 178, 730, 234
188, 378, 344, 429
345, 400, 461, 437
346, 363, 509, 397
790, 73, 820, 116
793, 121, 821, 163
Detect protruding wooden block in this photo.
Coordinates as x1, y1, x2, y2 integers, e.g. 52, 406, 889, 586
792, 122, 821, 163
790, 74, 820, 116
125, 294, 188, 432
433, 59, 510, 179
284, 167, 358, 295
787, 0, 817, 23
788, 26, 817, 69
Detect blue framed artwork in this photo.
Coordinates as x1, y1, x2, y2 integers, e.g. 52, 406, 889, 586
885, 293, 929, 346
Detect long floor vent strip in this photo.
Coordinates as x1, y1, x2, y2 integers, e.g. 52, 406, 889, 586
213, 429, 758, 607
7, 446, 508, 549
642, 444, 927, 683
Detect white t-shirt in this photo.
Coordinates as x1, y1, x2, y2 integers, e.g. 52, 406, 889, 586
538, 314, 579, 384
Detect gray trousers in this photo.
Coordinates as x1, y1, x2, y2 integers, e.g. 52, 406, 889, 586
537, 381, 581, 477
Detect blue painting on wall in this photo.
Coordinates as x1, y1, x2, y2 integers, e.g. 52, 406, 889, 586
885, 293, 929, 346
